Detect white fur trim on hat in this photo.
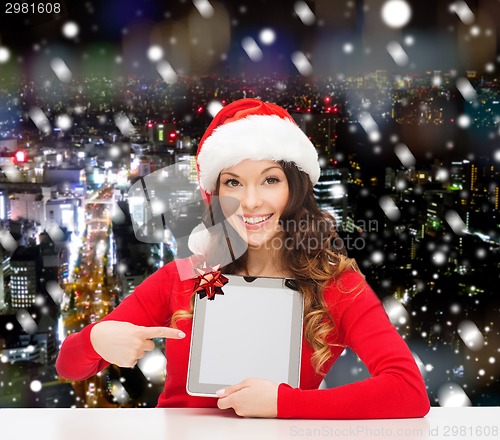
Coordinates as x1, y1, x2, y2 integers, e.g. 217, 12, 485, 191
197, 114, 320, 194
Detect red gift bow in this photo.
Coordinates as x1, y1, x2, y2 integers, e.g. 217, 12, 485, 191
193, 263, 229, 300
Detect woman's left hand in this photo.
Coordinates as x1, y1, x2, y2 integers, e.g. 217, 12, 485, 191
216, 378, 279, 418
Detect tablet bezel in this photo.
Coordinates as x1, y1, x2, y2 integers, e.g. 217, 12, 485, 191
186, 275, 304, 397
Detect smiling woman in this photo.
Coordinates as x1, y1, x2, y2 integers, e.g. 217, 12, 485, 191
56, 98, 430, 419
218, 160, 289, 253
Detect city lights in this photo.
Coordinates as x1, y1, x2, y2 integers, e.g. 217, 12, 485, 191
0, 0, 498, 411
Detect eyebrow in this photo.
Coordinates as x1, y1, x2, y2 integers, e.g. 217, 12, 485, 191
220, 166, 283, 178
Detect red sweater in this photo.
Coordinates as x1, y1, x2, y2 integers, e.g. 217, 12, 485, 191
56, 258, 430, 419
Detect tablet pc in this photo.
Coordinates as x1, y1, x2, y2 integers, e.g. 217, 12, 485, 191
186, 275, 304, 397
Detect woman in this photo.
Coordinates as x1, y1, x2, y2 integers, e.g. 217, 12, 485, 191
56, 98, 430, 419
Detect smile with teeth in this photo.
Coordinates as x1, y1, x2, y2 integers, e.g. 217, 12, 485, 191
240, 214, 273, 225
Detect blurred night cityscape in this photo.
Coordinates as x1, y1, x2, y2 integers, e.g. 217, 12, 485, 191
0, 0, 499, 408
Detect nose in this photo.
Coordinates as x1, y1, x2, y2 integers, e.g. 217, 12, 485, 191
240, 185, 263, 211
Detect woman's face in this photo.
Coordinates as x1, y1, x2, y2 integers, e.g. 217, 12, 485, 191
218, 159, 289, 250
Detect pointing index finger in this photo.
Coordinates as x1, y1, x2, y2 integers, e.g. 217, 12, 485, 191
141, 326, 186, 339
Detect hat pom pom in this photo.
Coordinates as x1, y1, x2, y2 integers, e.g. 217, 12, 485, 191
188, 222, 211, 255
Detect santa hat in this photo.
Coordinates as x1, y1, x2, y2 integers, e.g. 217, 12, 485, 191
188, 98, 320, 255
196, 98, 320, 205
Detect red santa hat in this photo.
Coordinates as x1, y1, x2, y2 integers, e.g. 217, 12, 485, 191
188, 98, 320, 255
196, 98, 320, 205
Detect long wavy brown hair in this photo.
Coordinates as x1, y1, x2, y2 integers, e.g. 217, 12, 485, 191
172, 161, 363, 375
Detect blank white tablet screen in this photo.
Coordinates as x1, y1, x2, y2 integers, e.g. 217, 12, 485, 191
198, 284, 293, 384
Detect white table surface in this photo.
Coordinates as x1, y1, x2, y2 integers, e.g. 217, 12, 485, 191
0, 407, 499, 440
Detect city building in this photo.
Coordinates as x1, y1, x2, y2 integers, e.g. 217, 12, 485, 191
0, 313, 58, 366
10, 192, 45, 224
313, 166, 349, 227
45, 198, 81, 234
8, 246, 42, 310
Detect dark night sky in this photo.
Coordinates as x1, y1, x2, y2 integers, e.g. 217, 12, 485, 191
1, 0, 498, 72
0, 1, 457, 45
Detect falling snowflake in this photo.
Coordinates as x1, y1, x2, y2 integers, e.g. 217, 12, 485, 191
30, 380, 42, 392
207, 100, 223, 117
444, 210, 466, 235
449, 1, 475, 25
382, 296, 409, 326
291, 51, 312, 76
474, 248, 486, 259
45, 281, 65, 305
485, 62, 495, 73
46, 223, 65, 241
62, 21, 79, 38
114, 112, 136, 137
358, 112, 380, 142
394, 143, 416, 168
147, 45, 164, 62
457, 320, 485, 351
371, 250, 384, 264
111, 203, 126, 224
438, 382, 471, 407
432, 251, 446, 265
330, 184, 346, 198
456, 77, 477, 101
137, 349, 166, 384
1, 162, 22, 183
50, 57, 72, 83
150, 199, 166, 216
109, 145, 121, 158
156, 60, 178, 84
242, 37, 263, 62
386, 41, 409, 66
404, 35, 415, 46
0, 46, 10, 63
117, 263, 128, 274
16, 310, 38, 334
412, 352, 426, 376
193, 0, 214, 19
55, 114, 72, 131
381, 1, 412, 28
259, 28, 276, 45
29, 106, 51, 134
294, 1, 315, 25
109, 380, 131, 404
343, 43, 354, 54
379, 195, 401, 221
0, 231, 17, 254
456, 114, 471, 128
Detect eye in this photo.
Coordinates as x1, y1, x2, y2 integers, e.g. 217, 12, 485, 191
264, 177, 280, 185
223, 178, 241, 188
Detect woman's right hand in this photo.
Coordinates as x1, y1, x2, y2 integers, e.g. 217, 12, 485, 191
90, 321, 185, 367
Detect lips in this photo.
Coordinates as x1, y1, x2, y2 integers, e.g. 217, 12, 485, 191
242, 214, 273, 225
236, 213, 274, 229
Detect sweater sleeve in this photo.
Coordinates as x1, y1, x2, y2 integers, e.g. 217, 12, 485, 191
277, 270, 430, 419
55, 264, 174, 381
